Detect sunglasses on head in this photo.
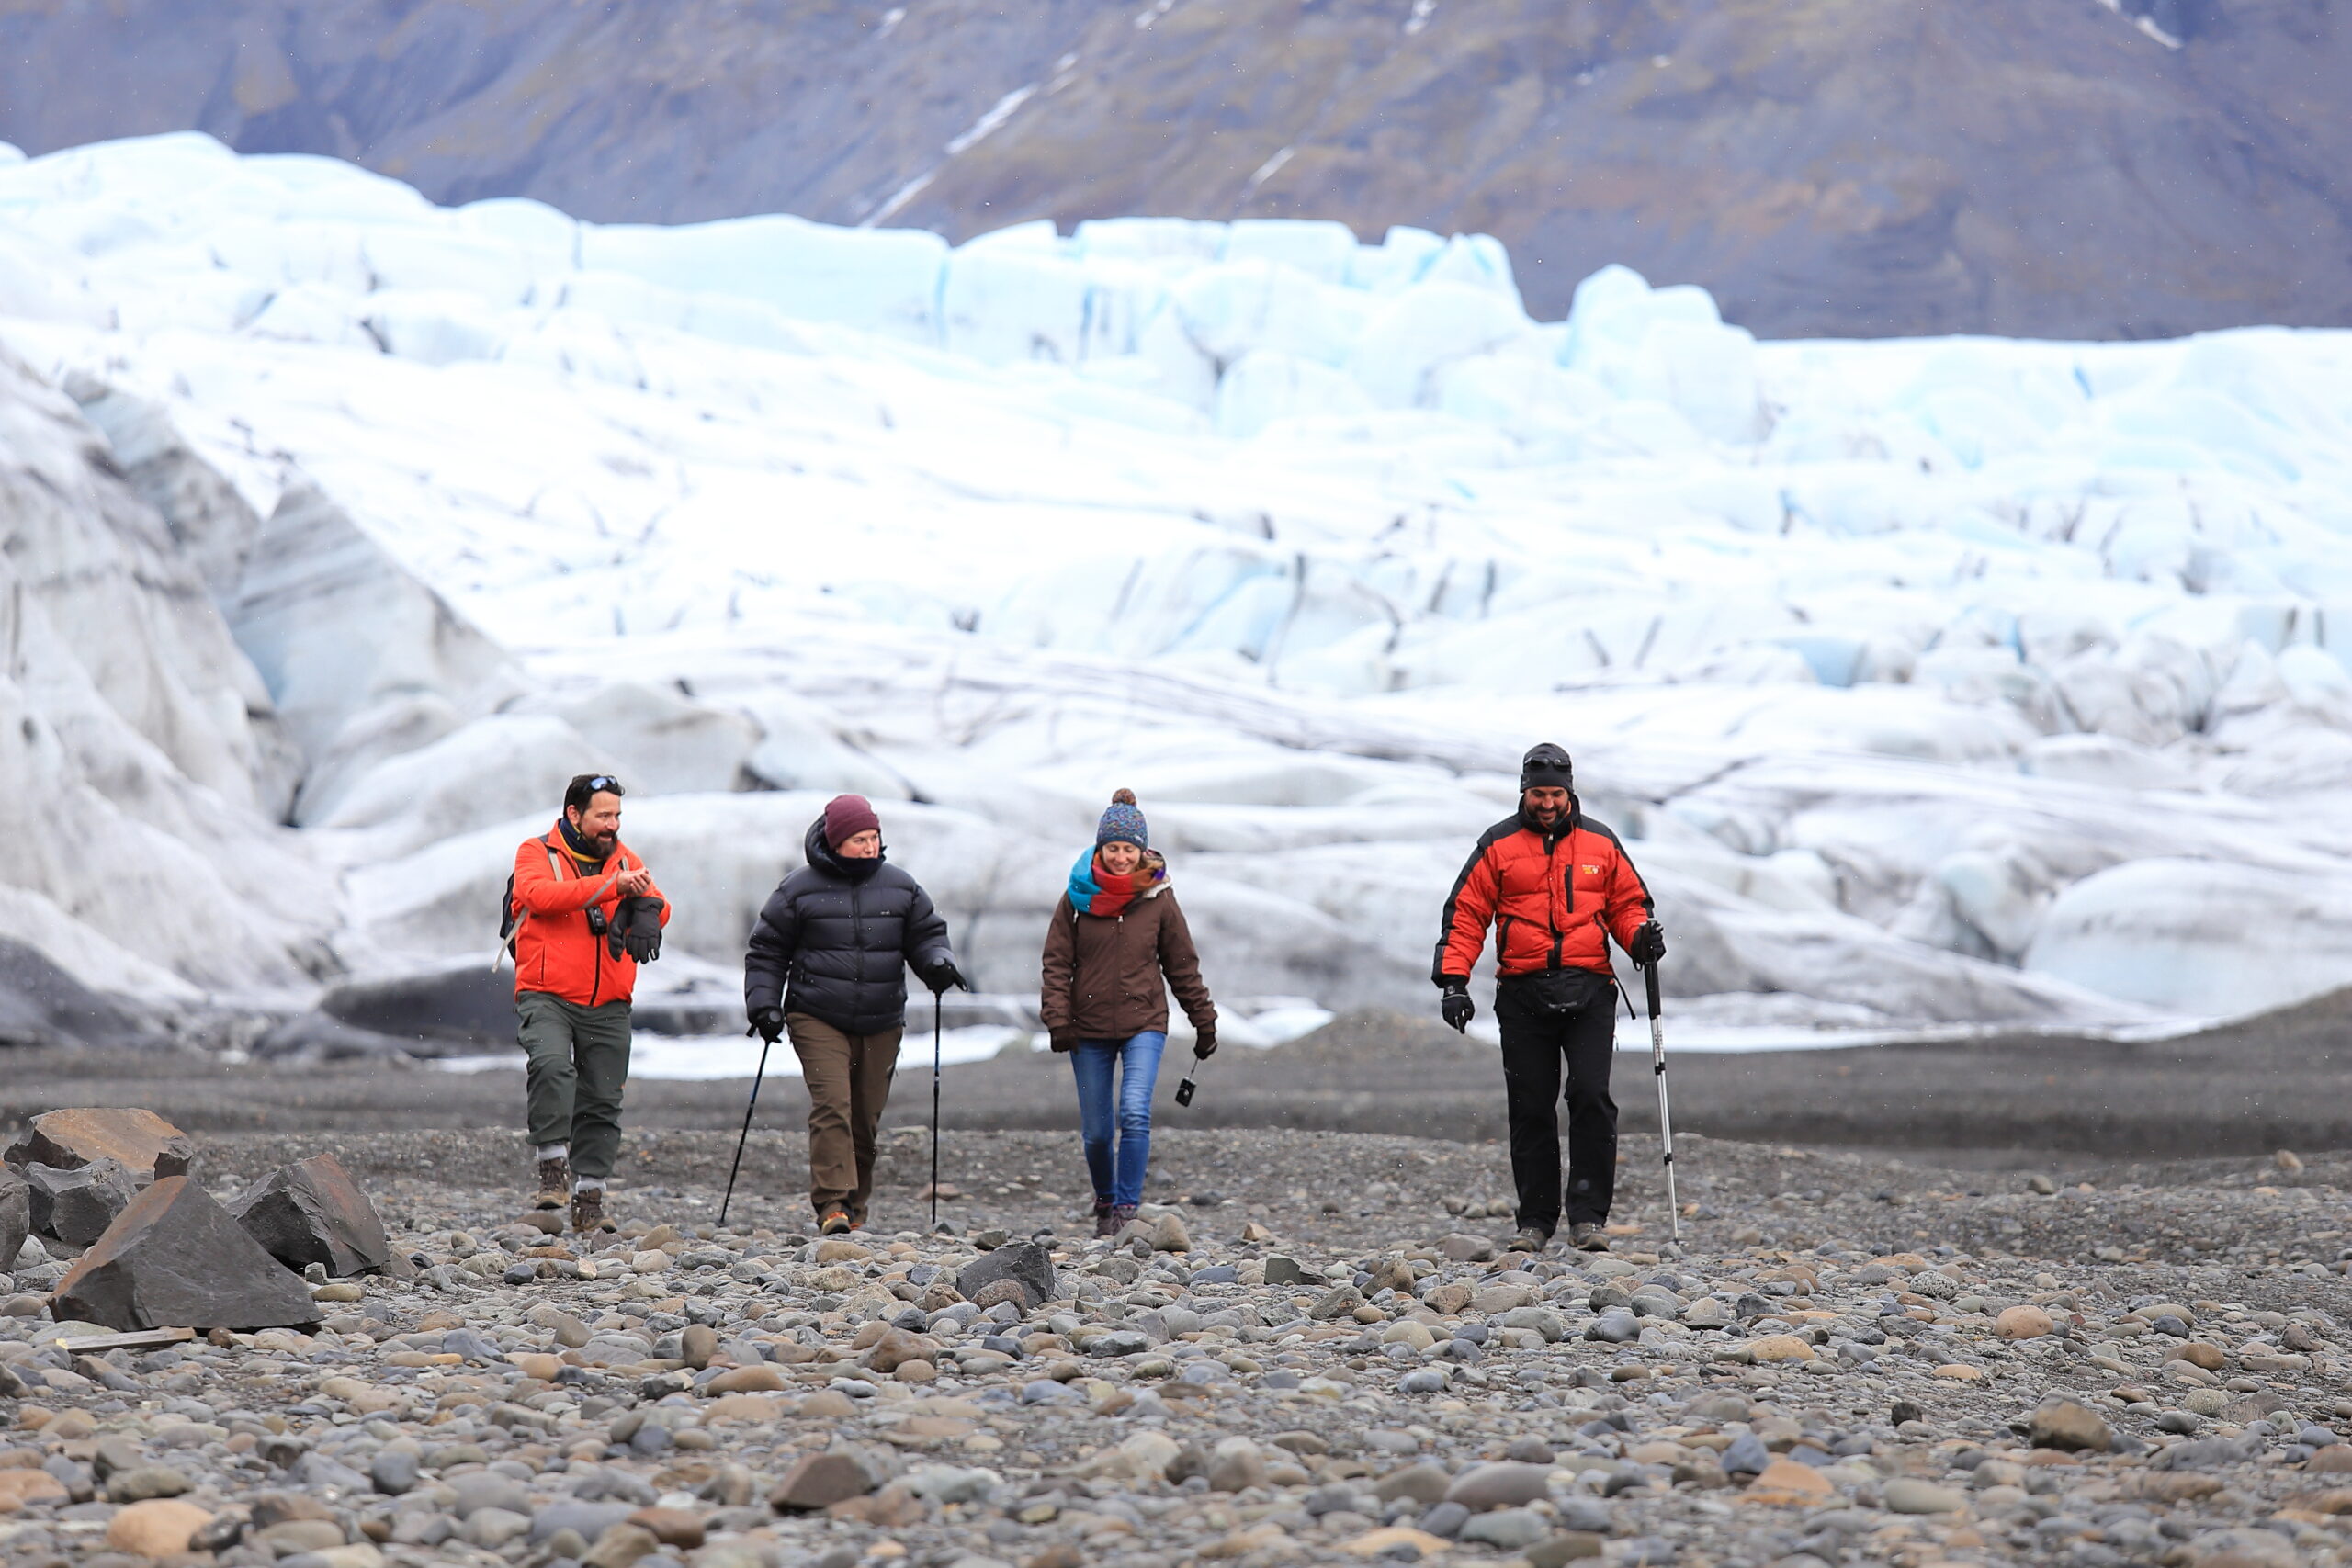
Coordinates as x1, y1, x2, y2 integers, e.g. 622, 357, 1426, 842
587, 776, 617, 794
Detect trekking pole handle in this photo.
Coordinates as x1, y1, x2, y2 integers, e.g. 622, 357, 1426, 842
1643, 960, 1662, 1027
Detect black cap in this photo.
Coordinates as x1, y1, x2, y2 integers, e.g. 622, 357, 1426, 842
1520, 743, 1573, 793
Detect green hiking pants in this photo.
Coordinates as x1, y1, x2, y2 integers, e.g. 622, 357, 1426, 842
518, 992, 632, 1180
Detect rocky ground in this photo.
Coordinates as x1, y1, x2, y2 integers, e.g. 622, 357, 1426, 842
4, 1123, 2352, 1568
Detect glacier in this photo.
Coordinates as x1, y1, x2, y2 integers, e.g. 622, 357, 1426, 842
2, 130, 2349, 1053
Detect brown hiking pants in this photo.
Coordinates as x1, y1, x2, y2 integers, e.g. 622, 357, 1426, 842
787, 1012, 903, 1221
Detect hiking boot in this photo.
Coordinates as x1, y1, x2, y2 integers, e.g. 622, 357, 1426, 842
532, 1156, 570, 1211
819, 1208, 853, 1235
1092, 1200, 1118, 1239
570, 1187, 612, 1234
1507, 1225, 1551, 1254
1107, 1203, 1139, 1238
1569, 1222, 1611, 1253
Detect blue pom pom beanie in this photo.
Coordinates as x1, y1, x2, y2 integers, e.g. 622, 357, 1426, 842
1096, 788, 1148, 849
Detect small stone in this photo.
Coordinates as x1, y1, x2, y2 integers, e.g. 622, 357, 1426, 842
370, 1448, 420, 1495
107, 1465, 191, 1502
1720, 1431, 1770, 1475
1462, 1507, 1551, 1549
1445, 1461, 1555, 1511
1742, 1458, 1837, 1505
461, 1507, 532, 1550
2029, 1397, 2114, 1453
956, 1240, 1056, 1312
1746, 1334, 1815, 1362
624, 1507, 706, 1549
1374, 1463, 1452, 1504
1311, 1284, 1364, 1320
2277, 1149, 2305, 1173
705, 1364, 786, 1393
1207, 1437, 1267, 1493
582, 1522, 662, 1568
1264, 1256, 1306, 1285
1152, 1213, 1191, 1252
770, 1452, 875, 1510
2025, 1174, 2057, 1195
1440, 1234, 1496, 1263
1585, 1308, 1640, 1344
1529, 1531, 1608, 1566
971, 1279, 1027, 1311
1996, 1305, 2053, 1339
1883, 1478, 1966, 1514
1420, 1500, 1471, 1539
106, 1498, 215, 1558
2177, 1341, 2227, 1371
680, 1323, 718, 1369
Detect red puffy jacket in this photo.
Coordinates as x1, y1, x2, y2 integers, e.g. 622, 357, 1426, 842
510, 828, 668, 1008
1435, 806, 1653, 983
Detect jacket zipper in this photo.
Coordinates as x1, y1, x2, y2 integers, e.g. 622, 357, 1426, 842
1546, 830, 1566, 971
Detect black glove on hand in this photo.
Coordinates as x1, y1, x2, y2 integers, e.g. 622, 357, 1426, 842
922, 956, 967, 996
1193, 1027, 1217, 1059
1630, 920, 1667, 966
618, 897, 664, 964
1440, 981, 1475, 1034
751, 1007, 786, 1044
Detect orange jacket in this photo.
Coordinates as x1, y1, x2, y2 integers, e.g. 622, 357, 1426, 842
511, 828, 668, 1008
1435, 807, 1653, 983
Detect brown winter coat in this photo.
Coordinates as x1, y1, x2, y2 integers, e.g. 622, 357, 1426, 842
1039, 883, 1216, 1047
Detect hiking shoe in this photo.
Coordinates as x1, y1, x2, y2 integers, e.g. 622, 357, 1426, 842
1569, 1223, 1611, 1252
1507, 1225, 1551, 1254
570, 1187, 612, 1234
819, 1208, 854, 1235
1107, 1203, 1139, 1237
1092, 1200, 1118, 1239
533, 1156, 570, 1211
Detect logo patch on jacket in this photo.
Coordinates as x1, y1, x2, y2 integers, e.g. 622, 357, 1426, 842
1580, 864, 1600, 876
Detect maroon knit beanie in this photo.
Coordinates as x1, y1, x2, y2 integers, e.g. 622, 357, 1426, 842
823, 794, 881, 851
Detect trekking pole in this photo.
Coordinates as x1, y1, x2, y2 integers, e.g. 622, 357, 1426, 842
1642, 961, 1681, 1243
930, 991, 944, 1232
718, 1026, 772, 1229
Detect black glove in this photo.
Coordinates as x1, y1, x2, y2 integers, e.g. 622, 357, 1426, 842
1193, 1027, 1217, 1059
751, 1007, 786, 1044
1629, 921, 1667, 966
922, 955, 967, 996
1440, 981, 1475, 1034
618, 897, 664, 964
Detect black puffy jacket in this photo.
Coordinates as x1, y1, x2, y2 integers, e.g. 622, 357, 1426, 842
743, 817, 956, 1036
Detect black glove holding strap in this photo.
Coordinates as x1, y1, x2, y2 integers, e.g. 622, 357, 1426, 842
922, 955, 968, 996
751, 1007, 786, 1045
1629, 920, 1667, 966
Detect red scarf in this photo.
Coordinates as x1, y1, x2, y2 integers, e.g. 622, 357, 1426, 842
1088, 858, 1141, 919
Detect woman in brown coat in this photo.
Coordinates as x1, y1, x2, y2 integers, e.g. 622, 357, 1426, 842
1041, 790, 1217, 1236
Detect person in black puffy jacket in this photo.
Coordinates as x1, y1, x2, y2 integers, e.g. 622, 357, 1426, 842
743, 795, 963, 1232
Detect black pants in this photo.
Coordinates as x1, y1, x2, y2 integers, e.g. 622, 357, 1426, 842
1497, 985, 1618, 1234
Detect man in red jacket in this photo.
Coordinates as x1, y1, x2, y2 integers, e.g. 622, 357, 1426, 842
1434, 743, 1665, 1254
509, 773, 669, 1233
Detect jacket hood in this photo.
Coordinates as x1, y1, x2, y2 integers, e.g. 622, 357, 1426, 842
804, 815, 884, 882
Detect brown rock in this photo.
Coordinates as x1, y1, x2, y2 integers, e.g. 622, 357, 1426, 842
6, 1108, 194, 1181
2309, 1448, 2352, 1475
705, 1393, 786, 1423
1746, 1335, 1815, 1362
0, 1469, 66, 1506
225, 1154, 396, 1277
625, 1507, 705, 1548
2177, 1341, 2227, 1371
863, 1327, 938, 1373
770, 1451, 876, 1510
2029, 1397, 2113, 1453
106, 1498, 214, 1557
679, 1324, 718, 1370
1741, 1459, 1837, 1505
893, 1358, 938, 1382
971, 1279, 1027, 1312
797, 1390, 858, 1418
1424, 1284, 1473, 1314
827, 1482, 919, 1526
52, 1176, 317, 1332
582, 1521, 661, 1568
1996, 1305, 2054, 1339
705, 1364, 786, 1393
510, 1353, 562, 1382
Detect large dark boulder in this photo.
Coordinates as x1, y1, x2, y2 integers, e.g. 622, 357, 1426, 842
227, 1154, 397, 1278
6, 1108, 195, 1181
52, 1177, 317, 1332
0, 938, 153, 1049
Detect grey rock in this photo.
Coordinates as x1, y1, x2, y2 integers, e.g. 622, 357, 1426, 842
1721, 1431, 1770, 1475
369, 1448, 420, 1495
50, 1175, 315, 1332
0, 1168, 28, 1273
1206, 1438, 1266, 1493
1883, 1478, 1965, 1514
1420, 1501, 1471, 1539
530, 1503, 638, 1546
1263, 1256, 1306, 1285
1500, 1306, 1569, 1342
1445, 1461, 1555, 1511
1397, 1367, 1449, 1394
26, 1158, 139, 1247
1463, 1508, 1551, 1550
449, 1473, 530, 1517
1553, 1497, 1613, 1534
1374, 1463, 1452, 1505
1310, 1284, 1364, 1321
460, 1506, 532, 1550
956, 1241, 1056, 1312
1584, 1308, 1641, 1344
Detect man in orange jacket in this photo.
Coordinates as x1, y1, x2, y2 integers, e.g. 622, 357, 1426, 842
510, 773, 669, 1233
1433, 743, 1664, 1255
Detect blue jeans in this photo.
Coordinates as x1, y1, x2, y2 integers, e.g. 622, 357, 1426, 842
1069, 1031, 1167, 1208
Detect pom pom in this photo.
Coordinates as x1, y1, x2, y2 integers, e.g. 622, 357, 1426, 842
1112, 788, 1137, 807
